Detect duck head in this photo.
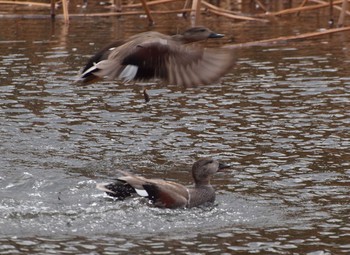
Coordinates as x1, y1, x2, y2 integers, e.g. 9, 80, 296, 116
173, 26, 224, 44
192, 157, 230, 186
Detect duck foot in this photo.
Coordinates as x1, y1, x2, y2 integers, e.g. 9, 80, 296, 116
143, 89, 150, 103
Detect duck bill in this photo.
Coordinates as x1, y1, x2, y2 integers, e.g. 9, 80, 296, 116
218, 162, 230, 171
208, 32, 225, 39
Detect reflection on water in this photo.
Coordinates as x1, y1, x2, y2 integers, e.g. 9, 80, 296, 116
0, 14, 350, 254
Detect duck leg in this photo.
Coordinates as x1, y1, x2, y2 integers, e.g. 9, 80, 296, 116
143, 88, 150, 103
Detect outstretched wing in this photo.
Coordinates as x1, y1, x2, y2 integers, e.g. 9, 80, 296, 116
79, 40, 124, 84
80, 36, 235, 87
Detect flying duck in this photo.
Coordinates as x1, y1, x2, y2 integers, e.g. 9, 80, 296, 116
79, 26, 235, 88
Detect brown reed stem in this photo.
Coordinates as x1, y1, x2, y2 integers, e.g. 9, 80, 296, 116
311, 0, 350, 16
224, 26, 350, 49
337, 0, 349, 26
297, 0, 309, 16
0, 0, 50, 7
202, 0, 268, 22
260, 0, 344, 16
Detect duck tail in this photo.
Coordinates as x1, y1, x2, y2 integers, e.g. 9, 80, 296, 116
96, 180, 136, 200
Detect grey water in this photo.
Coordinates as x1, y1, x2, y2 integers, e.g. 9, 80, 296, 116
0, 8, 350, 255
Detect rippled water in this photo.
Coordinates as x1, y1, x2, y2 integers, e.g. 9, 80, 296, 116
0, 11, 350, 254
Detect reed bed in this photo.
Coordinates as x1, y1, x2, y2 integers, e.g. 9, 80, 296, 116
0, 0, 349, 46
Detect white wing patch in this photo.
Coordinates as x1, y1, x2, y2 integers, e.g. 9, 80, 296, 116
159, 38, 168, 45
80, 62, 98, 77
119, 65, 138, 82
135, 188, 149, 197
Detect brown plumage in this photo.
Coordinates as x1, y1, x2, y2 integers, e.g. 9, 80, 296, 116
79, 27, 235, 88
96, 157, 230, 209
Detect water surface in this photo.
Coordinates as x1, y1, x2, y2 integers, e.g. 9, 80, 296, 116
0, 11, 350, 254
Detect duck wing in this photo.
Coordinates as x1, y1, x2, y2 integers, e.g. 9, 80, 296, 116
121, 39, 236, 87
79, 40, 124, 83
142, 180, 189, 208
96, 170, 189, 208
81, 36, 235, 87
167, 47, 235, 87
118, 175, 189, 208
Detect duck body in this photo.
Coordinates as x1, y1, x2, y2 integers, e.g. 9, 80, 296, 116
96, 157, 229, 209
80, 27, 235, 88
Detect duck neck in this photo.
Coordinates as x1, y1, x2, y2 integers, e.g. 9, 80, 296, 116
194, 179, 211, 187
171, 34, 195, 44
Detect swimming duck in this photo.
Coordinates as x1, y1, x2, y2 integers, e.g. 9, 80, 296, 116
79, 26, 235, 88
96, 157, 230, 209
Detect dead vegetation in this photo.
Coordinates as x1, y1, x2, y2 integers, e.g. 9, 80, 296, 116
0, 0, 349, 45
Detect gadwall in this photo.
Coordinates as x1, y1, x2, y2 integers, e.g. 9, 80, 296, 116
96, 157, 230, 209
79, 27, 235, 88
